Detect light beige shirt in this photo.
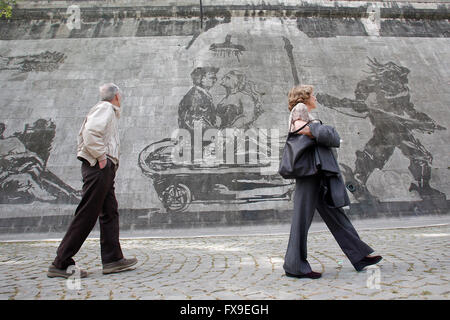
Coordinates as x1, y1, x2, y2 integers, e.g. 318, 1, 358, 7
77, 101, 121, 167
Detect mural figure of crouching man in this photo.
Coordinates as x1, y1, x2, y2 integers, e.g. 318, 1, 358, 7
47, 83, 137, 278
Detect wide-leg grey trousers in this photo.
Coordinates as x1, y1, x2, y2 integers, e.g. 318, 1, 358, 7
283, 174, 374, 275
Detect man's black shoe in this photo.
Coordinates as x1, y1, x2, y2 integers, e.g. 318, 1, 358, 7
285, 271, 322, 279
353, 255, 382, 272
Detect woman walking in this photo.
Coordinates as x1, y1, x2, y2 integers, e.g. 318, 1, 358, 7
283, 85, 382, 279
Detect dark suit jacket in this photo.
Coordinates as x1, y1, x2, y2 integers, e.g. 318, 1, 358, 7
307, 122, 350, 208
178, 86, 217, 131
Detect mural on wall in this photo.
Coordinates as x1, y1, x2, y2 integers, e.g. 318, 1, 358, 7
178, 67, 220, 133
0, 28, 444, 221
0, 51, 66, 73
209, 35, 246, 62
0, 48, 78, 204
0, 120, 81, 204
317, 58, 447, 202
139, 64, 291, 212
177, 66, 263, 133
216, 70, 264, 130
282, 37, 300, 86
140, 35, 448, 214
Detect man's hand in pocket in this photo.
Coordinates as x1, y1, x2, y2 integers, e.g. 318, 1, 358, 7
99, 159, 107, 169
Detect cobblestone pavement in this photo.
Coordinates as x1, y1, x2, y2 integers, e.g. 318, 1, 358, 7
0, 223, 449, 300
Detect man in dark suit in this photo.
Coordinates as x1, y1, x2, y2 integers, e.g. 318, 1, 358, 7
178, 67, 219, 133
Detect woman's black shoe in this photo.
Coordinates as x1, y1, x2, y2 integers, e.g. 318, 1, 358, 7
285, 271, 322, 279
353, 255, 382, 272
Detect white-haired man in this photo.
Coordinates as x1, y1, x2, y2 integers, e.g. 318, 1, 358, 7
47, 83, 137, 278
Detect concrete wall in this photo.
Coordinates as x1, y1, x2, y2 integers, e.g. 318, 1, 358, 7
0, 0, 449, 234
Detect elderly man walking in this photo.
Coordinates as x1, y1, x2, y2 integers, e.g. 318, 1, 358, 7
47, 83, 137, 278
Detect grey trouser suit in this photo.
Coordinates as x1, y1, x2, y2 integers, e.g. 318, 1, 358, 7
283, 173, 374, 275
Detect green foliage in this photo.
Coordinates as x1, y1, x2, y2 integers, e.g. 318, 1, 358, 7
0, 0, 16, 19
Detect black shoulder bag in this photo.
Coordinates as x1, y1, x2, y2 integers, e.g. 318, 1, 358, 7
278, 120, 322, 179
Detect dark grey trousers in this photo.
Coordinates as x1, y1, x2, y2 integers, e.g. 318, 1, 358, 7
53, 158, 123, 269
283, 174, 373, 275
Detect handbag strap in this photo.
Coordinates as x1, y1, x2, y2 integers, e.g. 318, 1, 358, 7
290, 119, 322, 134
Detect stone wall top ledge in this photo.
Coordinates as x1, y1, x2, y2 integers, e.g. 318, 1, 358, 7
8, 0, 449, 21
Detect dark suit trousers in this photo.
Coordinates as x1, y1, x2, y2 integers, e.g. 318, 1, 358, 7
53, 159, 123, 269
283, 174, 373, 275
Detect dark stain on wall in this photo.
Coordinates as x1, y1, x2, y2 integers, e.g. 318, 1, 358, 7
1, 4, 448, 40
380, 19, 450, 37
1, 198, 448, 234
296, 17, 368, 38
282, 37, 300, 86
0, 6, 232, 40
0, 51, 66, 73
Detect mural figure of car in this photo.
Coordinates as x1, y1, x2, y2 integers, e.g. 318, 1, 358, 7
138, 136, 294, 212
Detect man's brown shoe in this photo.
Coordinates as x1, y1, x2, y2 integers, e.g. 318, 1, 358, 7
47, 264, 88, 279
102, 258, 138, 275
